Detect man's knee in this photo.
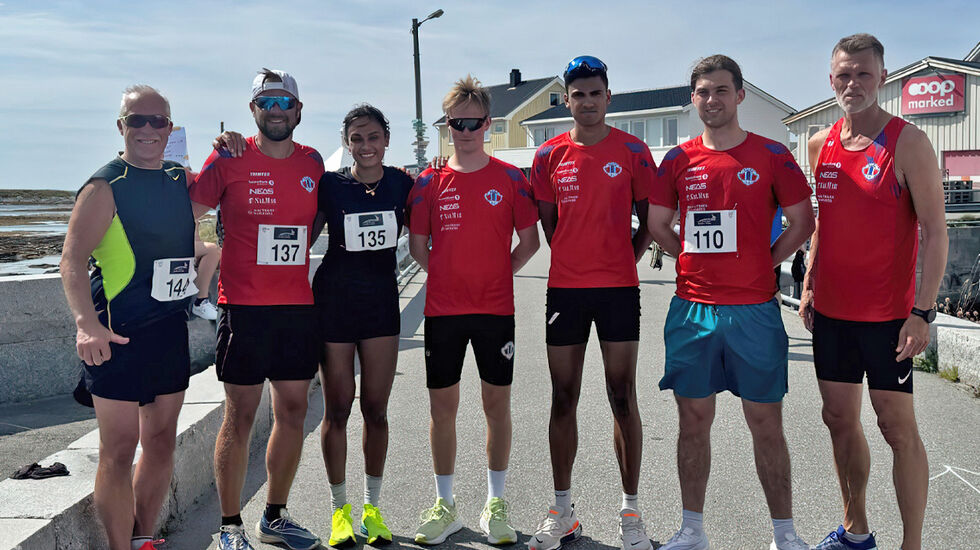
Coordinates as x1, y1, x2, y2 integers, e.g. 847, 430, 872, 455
877, 414, 920, 451
821, 403, 860, 434
678, 401, 714, 435
605, 380, 636, 419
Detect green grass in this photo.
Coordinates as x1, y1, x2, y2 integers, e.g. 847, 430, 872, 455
197, 218, 217, 243
912, 346, 938, 373
939, 365, 960, 383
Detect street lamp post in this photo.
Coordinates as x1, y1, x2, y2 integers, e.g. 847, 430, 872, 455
411, 8, 443, 170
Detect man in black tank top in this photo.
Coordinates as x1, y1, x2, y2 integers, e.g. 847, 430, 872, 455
61, 85, 193, 550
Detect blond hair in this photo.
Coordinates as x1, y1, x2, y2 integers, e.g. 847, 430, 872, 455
442, 75, 491, 117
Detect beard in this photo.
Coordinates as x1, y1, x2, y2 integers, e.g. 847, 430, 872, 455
835, 92, 878, 114
257, 119, 294, 142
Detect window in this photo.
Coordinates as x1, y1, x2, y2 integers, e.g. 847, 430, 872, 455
493, 121, 507, 134
533, 127, 556, 146
647, 119, 663, 146
631, 121, 645, 142
615, 121, 630, 132
663, 117, 678, 146
549, 92, 561, 106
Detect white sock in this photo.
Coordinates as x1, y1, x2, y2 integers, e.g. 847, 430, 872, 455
435, 474, 454, 505
772, 518, 797, 545
487, 468, 507, 501
364, 474, 382, 506
681, 509, 704, 535
622, 492, 638, 511
555, 489, 571, 511
330, 480, 347, 511
131, 537, 152, 550
843, 530, 871, 543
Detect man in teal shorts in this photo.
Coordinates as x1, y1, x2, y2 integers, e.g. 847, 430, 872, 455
647, 55, 815, 550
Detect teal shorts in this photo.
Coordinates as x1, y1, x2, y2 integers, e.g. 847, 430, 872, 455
659, 296, 788, 403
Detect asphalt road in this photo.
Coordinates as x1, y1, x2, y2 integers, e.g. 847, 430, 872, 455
165, 238, 980, 550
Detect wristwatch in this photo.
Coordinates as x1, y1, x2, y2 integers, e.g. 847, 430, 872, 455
910, 307, 936, 323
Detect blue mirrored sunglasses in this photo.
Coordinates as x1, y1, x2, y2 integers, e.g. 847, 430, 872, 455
563, 55, 608, 81
253, 96, 297, 111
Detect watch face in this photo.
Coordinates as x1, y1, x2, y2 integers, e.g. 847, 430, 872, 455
926, 309, 937, 323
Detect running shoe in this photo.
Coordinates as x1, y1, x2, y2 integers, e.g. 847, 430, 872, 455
192, 299, 218, 321
619, 508, 652, 550
527, 504, 582, 550
328, 503, 356, 547
480, 497, 517, 545
414, 497, 462, 545
769, 532, 810, 550
255, 508, 321, 550
812, 526, 878, 549
360, 503, 393, 545
135, 540, 165, 550
218, 524, 254, 550
658, 526, 709, 550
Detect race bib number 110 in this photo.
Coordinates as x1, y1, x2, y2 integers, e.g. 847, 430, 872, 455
684, 210, 737, 254
257, 224, 307, 265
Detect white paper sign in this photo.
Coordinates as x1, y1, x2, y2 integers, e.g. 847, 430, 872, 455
163, 126, 189, 166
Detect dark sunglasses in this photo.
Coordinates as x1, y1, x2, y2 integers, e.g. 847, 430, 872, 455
253, 96, 297, 111
563, 55, 608, 82
447, 117, 486, 132
119, 114, 171, 129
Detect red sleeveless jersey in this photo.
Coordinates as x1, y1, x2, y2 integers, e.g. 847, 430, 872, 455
812, 117, 917, 322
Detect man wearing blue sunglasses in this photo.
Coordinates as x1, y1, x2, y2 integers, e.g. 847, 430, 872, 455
190, 68, 324, 550
529, 55, 656, 550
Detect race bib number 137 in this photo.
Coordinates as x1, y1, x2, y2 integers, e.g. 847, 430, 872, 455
257, 225, 307, 265
684, 210, 737, 253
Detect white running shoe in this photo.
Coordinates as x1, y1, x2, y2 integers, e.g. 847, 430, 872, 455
619, 508, 652, 550
659, 526, 709, 550
770, 532, 810, 550
528, 505, 582, 550
192, 299, 218, 321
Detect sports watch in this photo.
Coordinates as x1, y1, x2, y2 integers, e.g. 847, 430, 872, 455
910, 307, 936, 323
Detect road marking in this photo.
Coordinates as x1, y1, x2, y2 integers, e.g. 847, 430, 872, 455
930, 464, 980, 495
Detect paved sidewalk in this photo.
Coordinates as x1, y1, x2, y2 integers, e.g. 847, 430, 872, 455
166, 238, 980, 550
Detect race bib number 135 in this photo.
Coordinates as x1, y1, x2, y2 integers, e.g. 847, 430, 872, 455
257, 225, 307, 265
684, 210, 737, 254
344, 211, 397, 252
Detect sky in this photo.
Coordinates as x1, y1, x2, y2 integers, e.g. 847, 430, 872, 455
1, 0, 978, 190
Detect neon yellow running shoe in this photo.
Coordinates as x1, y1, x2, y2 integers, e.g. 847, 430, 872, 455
414, 497, 462, 545
328, 503, 355, 547
360, 503, 393, 545
481, 497, 517, 545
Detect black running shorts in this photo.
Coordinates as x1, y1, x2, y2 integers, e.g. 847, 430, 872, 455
314, 274, 400, 343
545, 286, 641, 346
812, 310, 914, 393
74, 310, 190, 407
424, 314, 515, 389
215, 305, 319, 385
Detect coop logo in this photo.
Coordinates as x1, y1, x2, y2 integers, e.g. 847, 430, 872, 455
484, 189, 502, 206
736, 167, 760, 186
603, 162, 622, 178
902, 74, 965, 116
908, 80, 956, 97
862, 159, 881, 181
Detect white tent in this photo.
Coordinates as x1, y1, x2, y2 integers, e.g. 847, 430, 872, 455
324, 146, 354, 172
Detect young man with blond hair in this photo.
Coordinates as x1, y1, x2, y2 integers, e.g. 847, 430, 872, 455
408, 74, 540, 546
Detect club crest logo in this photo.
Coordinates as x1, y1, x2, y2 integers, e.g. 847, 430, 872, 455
862, 158, 881, 181
500, 341, 515, 360
300, 176, 316, 193
603, 162, 622, 178
484, 189, 503, 206
737, 167, 760, 186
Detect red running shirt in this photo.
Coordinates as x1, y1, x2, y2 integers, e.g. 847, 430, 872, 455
190, 137, 324, 306
812, 117, 917, 322
650, 133, 812, 305
407, 158, 538, 317
530, 128, 656, 288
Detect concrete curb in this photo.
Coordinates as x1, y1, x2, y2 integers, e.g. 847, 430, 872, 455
934, 312, 980, 389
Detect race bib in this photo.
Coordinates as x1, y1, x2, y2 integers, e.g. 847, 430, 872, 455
344, 211, 397, 251
684, 210, 737, 253
151, 257, 198, 302
256, 225, 307, 265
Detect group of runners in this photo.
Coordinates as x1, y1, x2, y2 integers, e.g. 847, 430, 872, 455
60, 31, 947, 550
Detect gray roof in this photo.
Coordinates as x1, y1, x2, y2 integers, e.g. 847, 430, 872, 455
433, 76, 559, 124
523, 85, 691, 123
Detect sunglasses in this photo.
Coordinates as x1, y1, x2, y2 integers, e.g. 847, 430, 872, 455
253, 96, 297, 111
563, 55, 608, 81
119, 114, 171, 129
447, 117, 486, 132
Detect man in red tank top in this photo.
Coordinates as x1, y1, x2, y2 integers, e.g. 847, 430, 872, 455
800, 34, 948, 550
